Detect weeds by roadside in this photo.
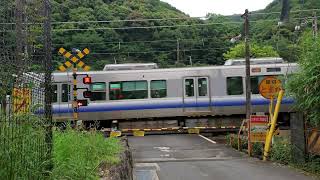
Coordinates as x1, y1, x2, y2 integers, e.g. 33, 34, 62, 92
50, 128, 122, 180
227, 134, 320, 176
0, 113, 50, 179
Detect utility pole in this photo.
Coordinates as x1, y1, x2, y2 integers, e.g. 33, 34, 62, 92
189, 56, 193, 66
280, 0, 290, 23
313, 12, 318, 38
15, 0, 25, 78
176, 39, 180, 64
114, 57, 117, 64
43, 0, 53, 172
242, 9, 252, 156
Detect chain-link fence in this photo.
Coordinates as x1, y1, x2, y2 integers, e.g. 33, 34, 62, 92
0, 0, 53, 179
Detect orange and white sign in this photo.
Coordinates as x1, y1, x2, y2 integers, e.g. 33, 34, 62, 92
250, 115, 269, 142
258, 77, 282, 99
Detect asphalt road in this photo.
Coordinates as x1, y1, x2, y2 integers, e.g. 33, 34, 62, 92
128, 134, 317, 180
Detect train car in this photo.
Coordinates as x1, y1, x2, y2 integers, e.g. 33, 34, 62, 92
52, 58, 298, 129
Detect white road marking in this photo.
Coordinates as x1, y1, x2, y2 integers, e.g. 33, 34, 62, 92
198, 134, 217, 144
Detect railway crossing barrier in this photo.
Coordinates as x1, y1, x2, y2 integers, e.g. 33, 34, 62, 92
187, 128, 200, 134
103, 126, 239, 137
133, 130, 145, 137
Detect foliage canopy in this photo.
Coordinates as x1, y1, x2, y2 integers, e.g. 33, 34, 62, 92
287, 31, 320, 126
223, 42, 279, 59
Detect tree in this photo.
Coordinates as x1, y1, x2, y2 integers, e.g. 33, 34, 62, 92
223, 42, 279, 59
287, 31, 320, 127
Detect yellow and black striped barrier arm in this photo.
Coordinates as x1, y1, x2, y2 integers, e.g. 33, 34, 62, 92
58, 48, 91, 72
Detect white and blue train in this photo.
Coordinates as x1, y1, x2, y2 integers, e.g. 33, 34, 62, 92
52, 57, 298, 129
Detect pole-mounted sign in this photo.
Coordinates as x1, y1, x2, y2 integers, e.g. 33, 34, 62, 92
258, 76, 282, 99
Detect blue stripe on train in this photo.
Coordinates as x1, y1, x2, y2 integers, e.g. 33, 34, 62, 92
52, 98, 294, 114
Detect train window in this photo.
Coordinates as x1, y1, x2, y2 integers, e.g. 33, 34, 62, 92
151, 80, 167, 98
251, 76, 265, 94
61, 84, 70, 102
267, 68, 281, 72
198, 78, 208, 96
52, 84, 57, 103
227, 77, 243, 95
185, 79, 194, 97
90, 82, 106, 101
109, 81, 148, 100
91, 83, 106, 91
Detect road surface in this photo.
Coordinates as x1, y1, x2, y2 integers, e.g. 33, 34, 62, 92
128, 134, 316, 180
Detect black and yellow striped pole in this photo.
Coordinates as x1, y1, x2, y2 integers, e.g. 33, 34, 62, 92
72, 48, 79, 123
58, 47, 91, 124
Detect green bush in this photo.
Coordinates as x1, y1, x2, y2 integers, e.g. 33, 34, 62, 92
302, 156, 320, 175
252, 142, 264, 156
270, 137, 292, 164
287, 31, 320, 127
51, 129, 122, 180
226, 134, 248, 151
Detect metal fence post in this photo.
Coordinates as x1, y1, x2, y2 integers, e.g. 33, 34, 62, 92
43, 0, 53, 172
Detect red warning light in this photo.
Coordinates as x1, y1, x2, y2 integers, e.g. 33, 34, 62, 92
83, 76, 92, 84
83, 91, 92, 98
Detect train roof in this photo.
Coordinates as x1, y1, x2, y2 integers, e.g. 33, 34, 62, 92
224, 57, 284, 66
53, 62, 298, 76
103, 63, 158, 71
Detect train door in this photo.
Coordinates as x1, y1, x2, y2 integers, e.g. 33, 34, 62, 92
57, 83, 72, 120
183, 77, 211, 112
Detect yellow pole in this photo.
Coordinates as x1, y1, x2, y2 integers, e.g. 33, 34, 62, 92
263, 89, 284, 161
269, 96, 274, 121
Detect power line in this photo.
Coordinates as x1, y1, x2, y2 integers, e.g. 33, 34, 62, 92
88, 47, 229, 55
51, 16, 206, 24
52, 21, 244, 32
1, 9, 319, 25
1, 15, 318, 33
51, 16, 318, 32
50, 9, 320, 24
51, 47, 230, 56
52, 36, 233, 46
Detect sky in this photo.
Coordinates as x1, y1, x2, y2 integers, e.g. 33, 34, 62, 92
160, 0, 274, 17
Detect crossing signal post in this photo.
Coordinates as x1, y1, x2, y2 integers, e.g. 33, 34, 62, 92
58, 48, 91, 125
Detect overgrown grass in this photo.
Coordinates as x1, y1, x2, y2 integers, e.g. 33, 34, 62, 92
269, 137, 292, 164
227, 134, 320, 176
270, 137, 320, 176
226, 134, 263, 157
51, 129, 122, 180
0, 113, 50, 179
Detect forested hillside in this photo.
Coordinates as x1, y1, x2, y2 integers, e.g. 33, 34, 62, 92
51, 0, 238, 70
51, 0, 320, 70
